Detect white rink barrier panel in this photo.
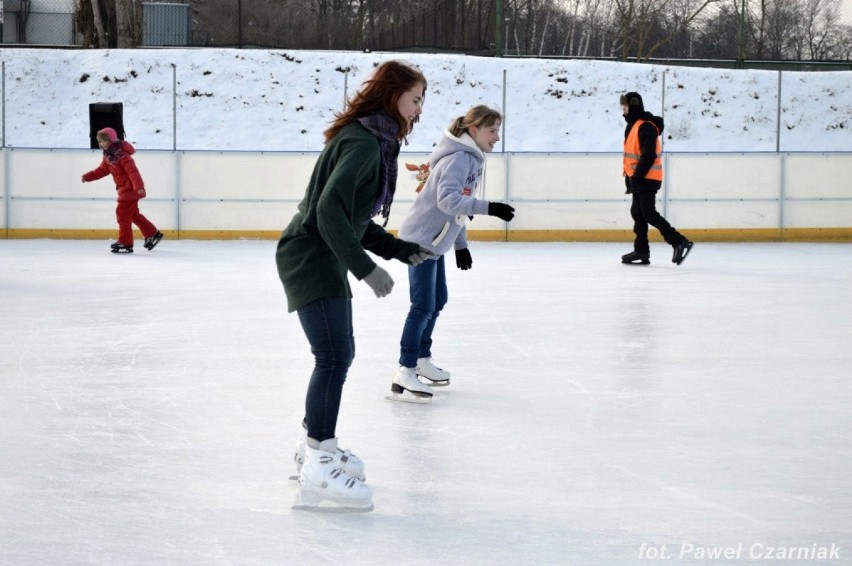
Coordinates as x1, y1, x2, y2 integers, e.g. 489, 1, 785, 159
2, 149, 851, 241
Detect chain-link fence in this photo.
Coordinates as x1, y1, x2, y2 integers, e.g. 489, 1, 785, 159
2, 0, 851, 64
2, 0, 77, 44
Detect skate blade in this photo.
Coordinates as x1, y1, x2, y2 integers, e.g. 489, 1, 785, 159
421, 378, 450, 387
385, 391, 432, 404
676, 242, 694, 265
292, 503, 374, 513
292, 491, 373, 513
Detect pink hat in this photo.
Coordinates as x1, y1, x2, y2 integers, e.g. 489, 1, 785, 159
97, 127, 119, 142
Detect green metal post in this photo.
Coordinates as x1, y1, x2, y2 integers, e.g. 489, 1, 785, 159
737, 0, 746, 68
495, 0, 502, 57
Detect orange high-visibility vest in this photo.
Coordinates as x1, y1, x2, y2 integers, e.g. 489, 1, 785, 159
623, 120, 663, 181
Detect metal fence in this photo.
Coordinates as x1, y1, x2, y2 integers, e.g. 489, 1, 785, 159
2, 0, 76, 44
2, 0, 851, 64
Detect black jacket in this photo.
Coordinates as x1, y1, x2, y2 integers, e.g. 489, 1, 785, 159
624, 110, 665, 194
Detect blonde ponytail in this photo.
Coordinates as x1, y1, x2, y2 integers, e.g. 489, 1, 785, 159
447, 105, 502, 138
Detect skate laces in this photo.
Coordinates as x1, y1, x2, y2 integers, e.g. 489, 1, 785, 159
330, 467, 364, 489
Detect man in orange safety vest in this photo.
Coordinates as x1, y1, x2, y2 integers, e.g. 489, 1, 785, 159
620, 92, 693, 266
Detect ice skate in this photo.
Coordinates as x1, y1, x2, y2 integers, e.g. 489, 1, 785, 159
673, 240, 694, 265
110, 243, 133, 253
621, 251, 649, 265
292, 438, 373, 513
416, 357, 450, 386
144, 231, 163, 250
387, 366, 433, 403
293, 425, 365, 481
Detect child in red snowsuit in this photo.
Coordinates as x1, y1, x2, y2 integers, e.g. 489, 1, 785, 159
82, 127, 162, 253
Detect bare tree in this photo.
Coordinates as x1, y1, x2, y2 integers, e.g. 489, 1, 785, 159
613, 0, 721, 59
175, 0, 850, 60
75, 0, 139, 48
558, 0, 608, 56
114, 0, 140, 48
757, 0, 800, 58
691, 2, 742, 57
89, 0, 109, 47
793, 0, 841, 59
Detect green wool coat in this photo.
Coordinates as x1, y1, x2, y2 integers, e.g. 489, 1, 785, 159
275, 122, 420, 312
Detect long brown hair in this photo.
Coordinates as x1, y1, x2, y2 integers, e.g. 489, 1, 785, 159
324, 60, 427, 143
448, 105, 502, 137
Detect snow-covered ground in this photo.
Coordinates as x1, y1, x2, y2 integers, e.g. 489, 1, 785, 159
1, 49, 850, 153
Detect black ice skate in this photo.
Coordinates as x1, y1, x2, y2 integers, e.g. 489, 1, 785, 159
673, 240, 694, 265
144, 231, 163, 250
621, 251, 649, 265
110, 243, 134, 253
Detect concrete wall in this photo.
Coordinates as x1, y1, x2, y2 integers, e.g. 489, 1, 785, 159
3, 148, 851, 241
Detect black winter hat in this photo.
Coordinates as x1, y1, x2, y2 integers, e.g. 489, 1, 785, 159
620, 92, 644, 110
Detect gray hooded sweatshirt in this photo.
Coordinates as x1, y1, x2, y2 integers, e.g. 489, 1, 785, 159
398, 130, 491, 256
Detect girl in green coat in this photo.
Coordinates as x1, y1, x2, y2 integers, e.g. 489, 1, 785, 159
276, 60, 431, 511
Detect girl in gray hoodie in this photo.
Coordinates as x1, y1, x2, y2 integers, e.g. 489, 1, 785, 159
390, 105, 515, 402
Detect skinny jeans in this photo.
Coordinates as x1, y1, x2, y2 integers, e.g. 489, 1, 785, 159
297, 297, 355, 443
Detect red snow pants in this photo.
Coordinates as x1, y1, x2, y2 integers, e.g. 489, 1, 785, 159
116, 200, 157, 246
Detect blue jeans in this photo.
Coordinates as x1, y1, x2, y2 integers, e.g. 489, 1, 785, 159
296, 297, 355, 443
399, 256, 447, 369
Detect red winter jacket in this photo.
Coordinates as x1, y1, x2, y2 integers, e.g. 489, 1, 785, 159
82, 141, 146, 201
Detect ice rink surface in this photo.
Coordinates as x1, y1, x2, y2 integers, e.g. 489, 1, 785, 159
1, 239, 850, 566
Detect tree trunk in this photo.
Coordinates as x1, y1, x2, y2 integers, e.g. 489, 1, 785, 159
91, 0, 107, 47
115, 0, 138, 47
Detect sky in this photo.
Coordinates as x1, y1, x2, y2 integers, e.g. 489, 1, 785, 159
0, 48, 850, 154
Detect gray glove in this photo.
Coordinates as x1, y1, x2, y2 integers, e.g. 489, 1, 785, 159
408, 248, 434, 266
363, 265, 394, 298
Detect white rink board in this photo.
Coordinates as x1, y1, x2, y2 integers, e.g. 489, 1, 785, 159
507, 153, 622, 199
667, 200, 781, 229
2, 148, 851, 232
784, 154, 852, 199
665, 153, 780, 200
178, 152, 313, 201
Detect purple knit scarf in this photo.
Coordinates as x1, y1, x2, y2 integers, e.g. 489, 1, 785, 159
356, 111, 400, 226
103, 142, 126, 165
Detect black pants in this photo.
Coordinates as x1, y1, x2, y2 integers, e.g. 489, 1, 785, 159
630, 191, 684, 256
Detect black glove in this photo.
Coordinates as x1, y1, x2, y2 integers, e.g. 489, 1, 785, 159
455, 248, 472, 270
488, 202, 515, 221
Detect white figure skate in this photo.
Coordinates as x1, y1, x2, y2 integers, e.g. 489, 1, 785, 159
386, 366, 433, 403
416, 357, 450, 386
293, 438, 373, 513
293, 425, 365, 481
